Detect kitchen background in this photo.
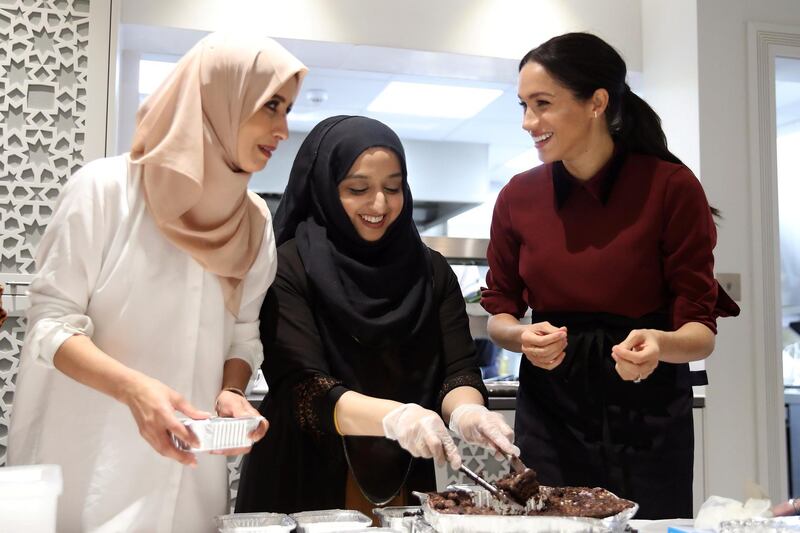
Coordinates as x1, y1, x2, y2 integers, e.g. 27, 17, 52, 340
2, 0, 800, 510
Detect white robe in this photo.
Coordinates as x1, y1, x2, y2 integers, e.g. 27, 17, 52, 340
8, 154, 276, 532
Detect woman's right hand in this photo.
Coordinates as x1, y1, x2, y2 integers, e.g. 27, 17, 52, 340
520, 321, 568, 370
121, 374, 212, 466
382, 403, 462, 470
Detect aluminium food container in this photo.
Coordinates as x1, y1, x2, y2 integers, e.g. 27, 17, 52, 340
290, 509, 372, 532
415, 486, 638, 533
372, 506, 422, 532
214, 512, 295, 533
172, 416, 264, 452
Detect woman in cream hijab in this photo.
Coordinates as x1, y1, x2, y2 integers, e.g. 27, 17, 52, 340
9, 32, 306, 532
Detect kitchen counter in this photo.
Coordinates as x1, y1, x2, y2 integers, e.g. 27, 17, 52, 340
484, 381, 706, 410
247, 382, 707, 410
489, 395, 706, 409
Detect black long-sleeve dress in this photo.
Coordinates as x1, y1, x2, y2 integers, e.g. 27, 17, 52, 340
482, 148, 739, 518
235, 239, 487, 513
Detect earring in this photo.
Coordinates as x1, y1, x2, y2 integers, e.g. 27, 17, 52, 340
593, 111, 598, 118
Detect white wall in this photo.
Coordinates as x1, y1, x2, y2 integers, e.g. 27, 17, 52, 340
84, 0, 113, 161
697, 0, 800, 503
115, 50, 139, 156
119, 0, 642, 70
641, 0, 700, 175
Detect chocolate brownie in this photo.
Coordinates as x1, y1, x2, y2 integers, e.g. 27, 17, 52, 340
426, 491, 494, 515
494, 468, 540, 504
529, 487, 634, 518
427, 486, 634, 519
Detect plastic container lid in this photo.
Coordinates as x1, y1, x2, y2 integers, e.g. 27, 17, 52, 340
0, 464, 63, 500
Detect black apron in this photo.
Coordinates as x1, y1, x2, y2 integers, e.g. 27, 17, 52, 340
515, 311, 695, 519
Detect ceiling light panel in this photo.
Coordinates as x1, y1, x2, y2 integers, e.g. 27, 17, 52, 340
367, 81, 503, 119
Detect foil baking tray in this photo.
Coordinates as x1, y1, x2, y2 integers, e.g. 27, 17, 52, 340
171, 416, 264, 453
415, 486, 637, 533
372, 506, 423, 532
214, 512, 295, 532
290, 509, 371, 532
719, 516, 800, 532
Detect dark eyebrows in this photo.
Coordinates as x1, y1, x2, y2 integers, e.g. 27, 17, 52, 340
343, 172, 403, 181
518, 91, 555, 99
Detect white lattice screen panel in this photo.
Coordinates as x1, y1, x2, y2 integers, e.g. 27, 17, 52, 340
0, 0, 91, 466
435, 410, 517, 489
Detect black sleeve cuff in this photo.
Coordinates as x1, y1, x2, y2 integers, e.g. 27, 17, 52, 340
292, 374, 346, 439
436, 370, 488, 413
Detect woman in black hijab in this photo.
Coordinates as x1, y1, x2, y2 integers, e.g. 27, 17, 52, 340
235, 116, 517, 516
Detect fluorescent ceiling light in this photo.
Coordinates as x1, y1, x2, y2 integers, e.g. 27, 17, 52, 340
503, 148, 540, 172
138, 59, 177, 96
367, 81, 503, 119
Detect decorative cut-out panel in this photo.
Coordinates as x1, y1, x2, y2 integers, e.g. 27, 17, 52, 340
0, 0, 91, 466
435, 411, 517, 489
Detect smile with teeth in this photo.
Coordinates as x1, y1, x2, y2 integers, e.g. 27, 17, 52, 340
360, 214, 385, 224
258, 145, 274, 157
533, 132, 553, 143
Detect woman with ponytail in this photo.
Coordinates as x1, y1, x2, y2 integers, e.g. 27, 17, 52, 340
482, 32, 739, 518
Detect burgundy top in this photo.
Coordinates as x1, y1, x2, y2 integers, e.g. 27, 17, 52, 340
481, 150, 739, 333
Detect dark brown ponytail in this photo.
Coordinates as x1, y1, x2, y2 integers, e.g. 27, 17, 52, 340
520, 32, 720, 218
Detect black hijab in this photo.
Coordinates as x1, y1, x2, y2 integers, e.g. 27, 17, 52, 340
273, 115, 433, 347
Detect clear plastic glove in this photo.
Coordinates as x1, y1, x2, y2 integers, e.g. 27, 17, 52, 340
382, 403, 462, 470
448, 404, 520, 458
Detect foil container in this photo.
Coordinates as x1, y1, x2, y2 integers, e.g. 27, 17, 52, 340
719, 516, 800, 532
290, 509, 371, 532
214, 512, 295, 532
171, 416, 265, 453
414, 486, 638, 533
373, 506, 423, 532
409, 518, 437, 533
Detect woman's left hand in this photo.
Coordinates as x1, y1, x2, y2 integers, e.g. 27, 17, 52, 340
211, 389, 269, 456
611, 329, 662, 382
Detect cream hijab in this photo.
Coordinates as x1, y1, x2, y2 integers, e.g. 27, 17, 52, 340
130, 33, 306, 316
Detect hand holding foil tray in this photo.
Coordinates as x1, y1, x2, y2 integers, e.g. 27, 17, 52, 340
170, 415, 265, 453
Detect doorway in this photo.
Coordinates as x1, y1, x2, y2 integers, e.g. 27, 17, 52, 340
776, 53, 800, 497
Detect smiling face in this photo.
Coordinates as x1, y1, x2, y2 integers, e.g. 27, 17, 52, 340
338, 147, 404, 242
518, 61, 598, 165
236, 76, 298, 173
